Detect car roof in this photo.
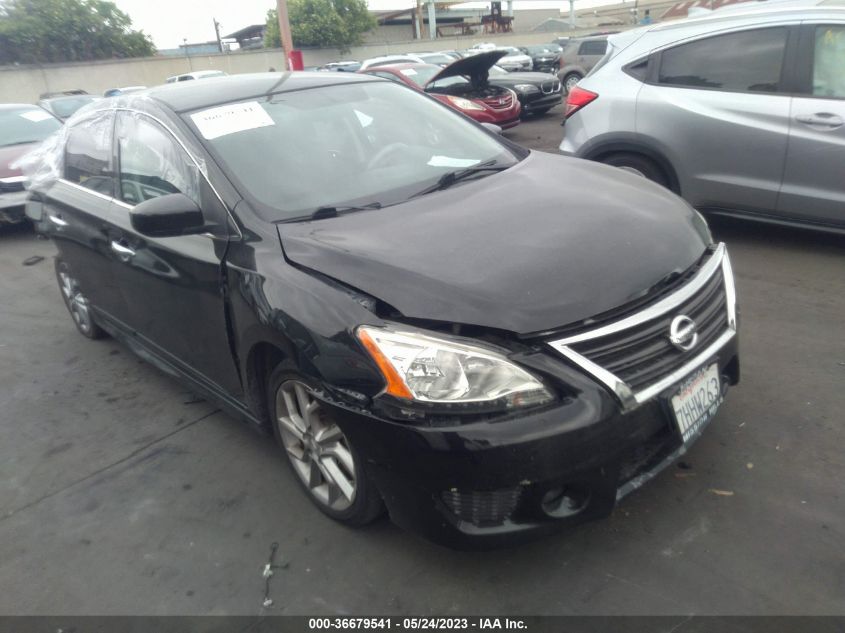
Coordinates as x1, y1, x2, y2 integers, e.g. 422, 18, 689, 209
144, 72, 381, 113
647, 0, 845, 31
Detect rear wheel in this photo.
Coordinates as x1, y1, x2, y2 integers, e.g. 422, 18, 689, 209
267, 362, 383, 526
562, 72, 582, 94
55, 259, 106, 339
600, 152, 670, 189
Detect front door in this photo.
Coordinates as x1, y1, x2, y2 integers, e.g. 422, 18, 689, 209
106, 111, 242, 397
777, 22, 845, 226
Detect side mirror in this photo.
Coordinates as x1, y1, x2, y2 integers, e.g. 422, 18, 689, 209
130, 193, 205, 238
481, 122, 503, 135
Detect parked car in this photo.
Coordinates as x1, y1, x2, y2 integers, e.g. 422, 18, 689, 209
360, 53, 522, 129
165, 70, 227, 83
518, 45, 561, 73
37, 94, 101, 121
560, 4, 845, 232
487, 65, 562, 115
0, 104, 61, 224
495, 46, 534, 71
550, 36, 571, 48
318, 61, 362, 72
557, 35, 609, 93
25, 72, 738, 548
103, 86, 147, 97
39, 89, 88, 98
360, 55, 426, 70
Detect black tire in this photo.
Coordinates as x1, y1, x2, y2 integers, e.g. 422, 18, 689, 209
55, 259, 106, 339
267, 361, 383, 527
562, 72, 582, 94
601, 152, 670, 189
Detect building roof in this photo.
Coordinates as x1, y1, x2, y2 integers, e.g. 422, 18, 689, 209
224, 24, 266, 40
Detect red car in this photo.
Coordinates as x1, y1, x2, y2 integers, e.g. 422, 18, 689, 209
360, 51, 521, 129
1, 104, 62, 225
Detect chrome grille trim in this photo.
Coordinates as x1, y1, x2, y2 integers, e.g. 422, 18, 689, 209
547, 243, 737, 411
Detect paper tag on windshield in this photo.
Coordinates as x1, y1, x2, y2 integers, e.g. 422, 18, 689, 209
400, 68, 418, 76
20, 110, 53, 122
427, 156, 480, 168
190, 101, 274, 140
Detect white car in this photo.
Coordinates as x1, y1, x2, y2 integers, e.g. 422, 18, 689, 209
165, 70, 227, 83
496, 47, 533, 72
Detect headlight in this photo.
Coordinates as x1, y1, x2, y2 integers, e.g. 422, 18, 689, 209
514, 83, 540, 93
446, 96, 484, 111
357, 326, 554, 409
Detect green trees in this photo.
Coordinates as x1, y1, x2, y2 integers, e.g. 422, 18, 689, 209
265, 0, 376, 54
0, 0, 155, 64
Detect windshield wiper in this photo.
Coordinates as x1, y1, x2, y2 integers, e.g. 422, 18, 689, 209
279, 202, 384, 223
410, 160, 509, 199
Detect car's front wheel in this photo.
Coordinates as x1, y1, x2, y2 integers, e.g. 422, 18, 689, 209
601, 152, 670, 189
55, 259, 106, 339
268, 363, 383, 526
562, 72, 582, 93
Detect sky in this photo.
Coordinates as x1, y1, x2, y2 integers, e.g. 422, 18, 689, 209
112, 0, 597, 49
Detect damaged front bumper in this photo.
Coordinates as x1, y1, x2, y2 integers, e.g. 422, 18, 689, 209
327, 336, 739, 548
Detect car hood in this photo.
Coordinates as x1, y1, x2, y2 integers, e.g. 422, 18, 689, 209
429, 50, 507, 84
0, 143, 37, 179
277, 152, 709, 334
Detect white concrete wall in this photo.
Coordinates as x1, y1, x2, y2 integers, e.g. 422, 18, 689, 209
0, 26, 605, 104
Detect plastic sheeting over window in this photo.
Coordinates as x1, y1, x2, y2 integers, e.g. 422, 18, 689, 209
12, 94, 209, 198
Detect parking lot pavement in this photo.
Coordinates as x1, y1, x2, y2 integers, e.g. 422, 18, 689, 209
1, 111, 843, 616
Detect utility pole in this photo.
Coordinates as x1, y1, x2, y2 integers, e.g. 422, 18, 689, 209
415, 0, 424, 39
569, 0, 576, 28
213, 18, 223, 53
276, 0, 294, 70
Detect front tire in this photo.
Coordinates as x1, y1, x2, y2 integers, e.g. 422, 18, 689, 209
562, 72, 582, 94
267, 362, 383, 526
55, 259, 106, 339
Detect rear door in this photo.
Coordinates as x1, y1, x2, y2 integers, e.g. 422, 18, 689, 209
45, 111, 127, 320
637, 25, 796, 213
106, 110, 242, 396
776, 22, 845, 226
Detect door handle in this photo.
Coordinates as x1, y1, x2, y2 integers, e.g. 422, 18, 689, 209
48, 213, 68, 227
795, 113, 844, 128
110, 240, 136, 258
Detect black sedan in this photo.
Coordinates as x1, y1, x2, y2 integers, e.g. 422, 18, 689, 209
518, 45, 561, 73
487, 65, 563, 115
26, 73, 739, 548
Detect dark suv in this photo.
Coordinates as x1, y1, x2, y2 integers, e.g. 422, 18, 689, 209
26, 73, 739, 547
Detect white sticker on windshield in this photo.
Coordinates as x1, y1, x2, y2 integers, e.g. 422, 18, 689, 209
427, 156, 481, 168
190, 101, 274, 140
400, 68, 418, 76
20, 110, 53, 122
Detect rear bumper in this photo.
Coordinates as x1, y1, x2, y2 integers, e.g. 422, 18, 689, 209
328, 337, 739, 548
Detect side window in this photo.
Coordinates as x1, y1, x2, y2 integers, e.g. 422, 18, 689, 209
813, 25, 845, 98
116, 112, 200, 206
658, 27, 788, 93
64, 113, 115, 196
579, 40, 607, 56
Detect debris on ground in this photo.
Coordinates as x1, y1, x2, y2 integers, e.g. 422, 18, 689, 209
747, 462, 754, 469
22, 255, 44, 266
709, 489, 735, 496
677, 461, 692, 470
262, 541, 288, 610
674, 472, 696, 479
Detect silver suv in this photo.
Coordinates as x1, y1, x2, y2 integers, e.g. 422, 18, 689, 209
560, 3, 845, 232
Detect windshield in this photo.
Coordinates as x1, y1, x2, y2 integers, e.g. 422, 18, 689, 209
398, 65, 465, 88
190, 82, 519, 221
524, 45, 555, 55
0, 107, 61, 147
46, 96, 98, 119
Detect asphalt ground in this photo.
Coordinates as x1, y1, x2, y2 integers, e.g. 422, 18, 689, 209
0, 105, 843, 615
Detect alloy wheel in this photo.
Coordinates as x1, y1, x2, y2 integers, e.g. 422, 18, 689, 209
58, 270, 94, 335
564, 74, 581, 92
275, 380, 357, 511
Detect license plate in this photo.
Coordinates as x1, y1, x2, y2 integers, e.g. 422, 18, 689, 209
670, 363, 722, 443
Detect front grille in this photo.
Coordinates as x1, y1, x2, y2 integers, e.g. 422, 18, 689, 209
541, 80, 561, 94
0, 180, 25, 193
441, 487, 522, 527
481, 93, 514, 110
570, 268, 728, 392
547, 245, 736, 408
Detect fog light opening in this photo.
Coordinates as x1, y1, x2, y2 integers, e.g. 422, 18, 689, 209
541, 486, 589, 518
